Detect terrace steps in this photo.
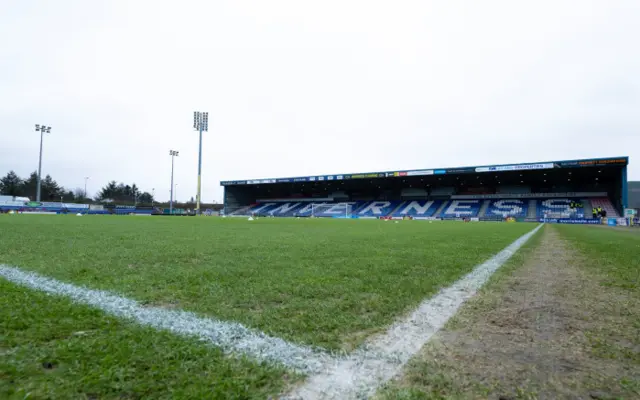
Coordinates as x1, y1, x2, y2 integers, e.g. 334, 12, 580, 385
478, 200, 491, 217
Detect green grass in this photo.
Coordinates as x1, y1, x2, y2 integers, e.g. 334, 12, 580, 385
554, 225, 640, 293
554, 225, 640, 372
378, 225, 640, 400
445, 223, 546, 331
0, 215, 534, 350
376, 224, 546, 400
0, 279, 291, 400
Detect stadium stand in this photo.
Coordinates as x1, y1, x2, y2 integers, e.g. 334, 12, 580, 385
221, 157, 630, 224
292, 203, 320, 217
590, 197, 620, 217
581, 199, 593, 217
438, 200, 482, 218
246, 202, 279, 215
536, 198, 585, 218
356, 201, 402, 218
477, 200, 491, 217
485, 199, 529, 218
240, 200, 446, 218
313, 202, 364, 218
228, 194, 626, 222
390, 200, 442, 217
268, 202, 306, 216
229, 205, 254, 216
243, 199, 531, 219
240, 201, 357, 217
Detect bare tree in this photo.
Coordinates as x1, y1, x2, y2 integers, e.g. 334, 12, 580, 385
74, 188, 85, 200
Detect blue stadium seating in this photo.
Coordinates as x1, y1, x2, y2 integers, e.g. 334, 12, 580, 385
267, 202, 306, 216
244, 200, 432, 218
309, 202, 365, 217
357, 201, 402, 217
536, 198, 585, 218
439, 200, 482, 218
233, 197, 608, 220
486, 199, 528, 218
244, 202, 280, 215
246, 201, 377, 217
390, 200, 442, 217
243, 202, 318, 216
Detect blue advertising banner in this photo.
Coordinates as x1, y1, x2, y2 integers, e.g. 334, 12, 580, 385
540, 218, 601, 224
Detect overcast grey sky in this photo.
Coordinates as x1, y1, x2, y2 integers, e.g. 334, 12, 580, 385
1, 0, 638, 202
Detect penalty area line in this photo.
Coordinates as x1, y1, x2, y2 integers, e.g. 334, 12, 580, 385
285, 223, 544, 400
0, 264, 334, 374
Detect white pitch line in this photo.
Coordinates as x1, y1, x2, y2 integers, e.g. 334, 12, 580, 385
286, 223, 543, 399
0, 264, 333, 374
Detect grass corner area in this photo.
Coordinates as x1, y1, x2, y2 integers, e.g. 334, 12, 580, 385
375, 224, 545, 400
445, 223, 546, 332
553, 224, 640, 381
0, 279, 294, 400
377, 223, 640, 400
553, 224, 640, 294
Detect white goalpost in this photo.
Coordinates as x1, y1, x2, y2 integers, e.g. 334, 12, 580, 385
310, 203, 353, 218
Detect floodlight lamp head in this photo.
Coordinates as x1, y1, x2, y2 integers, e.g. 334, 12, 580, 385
35, 124, 40, 130
45, 127, 51, 133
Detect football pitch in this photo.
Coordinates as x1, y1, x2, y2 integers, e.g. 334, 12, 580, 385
2, 216, 637, 399
0, 216, 534, 350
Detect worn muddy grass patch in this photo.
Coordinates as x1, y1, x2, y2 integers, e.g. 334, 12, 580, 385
555, 224, 640, 293
378, 225, 640, 399
0, 216, 532, 350
0, 279, 294, 400
555, 224, 640, 385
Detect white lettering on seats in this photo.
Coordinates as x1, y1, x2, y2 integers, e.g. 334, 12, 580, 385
398, 201, 433, 215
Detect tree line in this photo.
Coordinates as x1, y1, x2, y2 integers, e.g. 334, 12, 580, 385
0, 170, 222, 209
0, 170, 154, 205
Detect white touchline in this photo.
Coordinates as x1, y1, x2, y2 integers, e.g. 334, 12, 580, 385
0, 264, 333, 374
285, 223, 544, 400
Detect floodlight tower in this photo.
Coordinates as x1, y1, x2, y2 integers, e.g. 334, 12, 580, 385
169, 150, 179, 214
34, 124, 51, 202
193, 111, 208, 215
